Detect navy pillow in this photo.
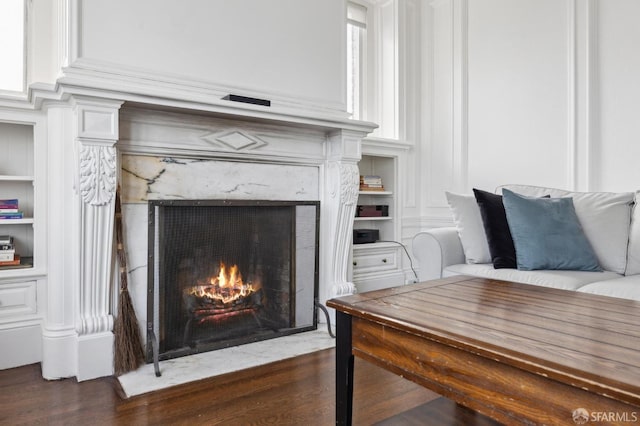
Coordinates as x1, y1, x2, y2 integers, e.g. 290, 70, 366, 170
473, 188, 517, 269
502, 189, 601, 271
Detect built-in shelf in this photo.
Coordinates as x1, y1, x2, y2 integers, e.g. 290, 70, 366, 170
358, 191, 393, 196
352, 241, 400, 250
352, 151, 406, 293
0, 121, 36, 272
354, 216, 393, 222
0, 256, 34, 271
0, 175, 34, 182
0, 218, 34, 225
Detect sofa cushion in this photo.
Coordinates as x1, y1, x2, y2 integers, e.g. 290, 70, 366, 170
473, 188, 517, 269
445, 191, 491, 264
444, 263, 621, 291
502, 189, 601, 271
577, 275, 640, 301
500, 185, 634, 274
473, 188, 550, 269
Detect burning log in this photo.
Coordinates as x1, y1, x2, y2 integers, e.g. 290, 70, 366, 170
182, 262, 265, 345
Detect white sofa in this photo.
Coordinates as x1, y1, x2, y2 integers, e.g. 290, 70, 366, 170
412, 185, 640, 301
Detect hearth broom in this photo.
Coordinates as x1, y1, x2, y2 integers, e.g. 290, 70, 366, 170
113, 186, 145, 375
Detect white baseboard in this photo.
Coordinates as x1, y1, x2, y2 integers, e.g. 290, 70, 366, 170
76, 332, 114, 381
0, 324, 42, 370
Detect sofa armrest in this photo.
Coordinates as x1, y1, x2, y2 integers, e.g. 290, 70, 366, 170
412, 227, 465, 281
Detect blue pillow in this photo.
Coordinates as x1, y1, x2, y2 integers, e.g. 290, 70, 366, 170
502, 189, 601, 271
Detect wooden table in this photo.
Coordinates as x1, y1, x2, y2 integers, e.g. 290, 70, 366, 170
327, 276, 640, 425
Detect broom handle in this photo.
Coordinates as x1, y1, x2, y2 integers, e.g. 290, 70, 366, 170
114, 187, 129, 293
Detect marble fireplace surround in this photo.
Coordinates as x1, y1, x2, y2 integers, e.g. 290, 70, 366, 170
115, 105, 376, 351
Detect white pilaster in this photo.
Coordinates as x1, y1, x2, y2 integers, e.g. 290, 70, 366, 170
322, 130, 363, 303
42, 103, 78, 379
73, 97, 122, 381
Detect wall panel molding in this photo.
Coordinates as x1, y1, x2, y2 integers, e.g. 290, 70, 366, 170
427, 0, 468, 208
572, 0, 600, 191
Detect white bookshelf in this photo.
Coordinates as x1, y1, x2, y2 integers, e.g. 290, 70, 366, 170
352, 147, 406, 293
0, 122, 35, 271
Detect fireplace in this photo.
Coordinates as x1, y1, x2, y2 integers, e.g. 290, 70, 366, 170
147, 199, 320, 362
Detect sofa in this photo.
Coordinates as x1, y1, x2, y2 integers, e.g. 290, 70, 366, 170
412, 184, 640, 301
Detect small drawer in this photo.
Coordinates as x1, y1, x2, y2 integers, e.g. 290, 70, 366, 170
353, 248, 398, 275
0, 281, 37, 318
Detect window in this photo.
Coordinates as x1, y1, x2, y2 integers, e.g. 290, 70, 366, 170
347, 0, 400, 139
0, 0, 26, 93
347, 2, 367, 120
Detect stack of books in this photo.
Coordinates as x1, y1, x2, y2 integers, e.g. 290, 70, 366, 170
0, 199, 23, 220
0, 235, 19, 266
360, 175, 385, 191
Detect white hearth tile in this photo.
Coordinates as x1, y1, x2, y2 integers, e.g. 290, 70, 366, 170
117, 329, 335, 398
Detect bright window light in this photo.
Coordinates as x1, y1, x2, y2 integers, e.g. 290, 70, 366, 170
347, 23, 362, 119
347, 2, 367, 120
0, 0, 26, 93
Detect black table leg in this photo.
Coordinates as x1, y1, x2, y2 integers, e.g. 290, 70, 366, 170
335, 311, 354, 425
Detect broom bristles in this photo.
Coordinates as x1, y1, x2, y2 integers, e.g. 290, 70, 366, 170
114, 288, 145, 376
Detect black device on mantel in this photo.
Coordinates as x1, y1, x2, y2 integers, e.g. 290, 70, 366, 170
353, 229, 379, 244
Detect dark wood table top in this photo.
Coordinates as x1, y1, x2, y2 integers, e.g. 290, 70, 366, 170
327, 275, 640, 407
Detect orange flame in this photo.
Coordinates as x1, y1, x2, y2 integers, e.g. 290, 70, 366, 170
188, 262, 258, 304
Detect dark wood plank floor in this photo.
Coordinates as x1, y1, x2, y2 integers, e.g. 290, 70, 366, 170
0, 347, 498, 425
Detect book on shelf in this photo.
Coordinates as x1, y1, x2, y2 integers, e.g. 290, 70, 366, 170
0, 200, 22, 218
361, 175, 383, 184
359, 175, 385, 191
0, 248, 15, 262
359, 185, 386, 191
0, 212, 23, 219
0, 254, 20, 267
0, 235, 14, 245
0, 199, 19, 210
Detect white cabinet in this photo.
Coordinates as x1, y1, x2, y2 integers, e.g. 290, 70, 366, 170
352, 141, 409, 293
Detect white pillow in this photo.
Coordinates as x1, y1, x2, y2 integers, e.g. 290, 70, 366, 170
445, 191, 491, 264
500, 185, 634, 274
625, 191, 640, 275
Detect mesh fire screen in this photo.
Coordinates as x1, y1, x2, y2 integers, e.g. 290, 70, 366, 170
147, 200, 319, 362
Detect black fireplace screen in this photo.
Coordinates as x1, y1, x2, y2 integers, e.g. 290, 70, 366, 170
147, 200, 320, 362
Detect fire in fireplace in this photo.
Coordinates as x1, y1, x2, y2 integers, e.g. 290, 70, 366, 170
147, 200, 319, 362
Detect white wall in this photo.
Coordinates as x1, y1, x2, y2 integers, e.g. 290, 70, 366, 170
597, 0, 640, 191
416, 0, 640, 227
467, 0, 570, 191
75, 0, 345, 113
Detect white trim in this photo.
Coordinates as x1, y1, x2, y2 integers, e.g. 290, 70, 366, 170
59, 57, 348, 120
567, 0, 577, 190
452, 0, 468, 192
586, 0, 599, 191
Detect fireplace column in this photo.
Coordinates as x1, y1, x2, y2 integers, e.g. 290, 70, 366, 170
74, 98, 123, 380
43, 97, 123, 381
323, 129, 363, 305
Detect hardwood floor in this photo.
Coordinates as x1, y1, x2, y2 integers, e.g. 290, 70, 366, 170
0, 348, 496, 425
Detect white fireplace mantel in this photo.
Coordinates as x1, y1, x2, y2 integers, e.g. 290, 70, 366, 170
41, 91, 376, 381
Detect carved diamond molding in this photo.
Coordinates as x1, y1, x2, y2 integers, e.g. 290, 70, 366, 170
201, 130, 268, 151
